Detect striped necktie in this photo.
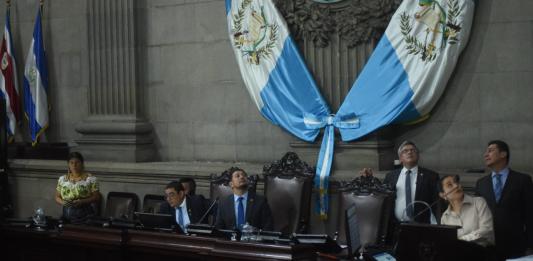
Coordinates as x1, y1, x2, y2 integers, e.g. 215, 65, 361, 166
494, 174, 503, 202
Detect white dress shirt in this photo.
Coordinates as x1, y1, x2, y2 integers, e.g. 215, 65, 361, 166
395, 166, 418, 221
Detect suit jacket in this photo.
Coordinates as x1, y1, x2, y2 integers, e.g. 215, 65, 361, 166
475, 169, 533, 259
159, 194, 209, 226
215, 193, 273, 231
383, 167, 440, 224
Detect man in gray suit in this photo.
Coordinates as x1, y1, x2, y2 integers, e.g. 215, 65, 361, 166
215, 167, 273, 231
475, 140, 533, 260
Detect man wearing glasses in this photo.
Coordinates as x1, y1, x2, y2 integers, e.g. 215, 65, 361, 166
361, 140, 440, 224
159, 181, 209, 233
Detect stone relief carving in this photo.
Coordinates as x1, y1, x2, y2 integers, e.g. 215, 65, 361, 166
274, 0, 401, 48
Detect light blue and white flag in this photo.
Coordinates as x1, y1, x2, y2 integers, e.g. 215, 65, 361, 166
23, 8, 49, 145
337, 0, 475, 141
226, 0, 474, 219
226, 0, 330, 142
226, 0, 348, 219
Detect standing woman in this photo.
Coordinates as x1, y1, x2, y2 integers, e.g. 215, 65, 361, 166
55, 152, 100, 224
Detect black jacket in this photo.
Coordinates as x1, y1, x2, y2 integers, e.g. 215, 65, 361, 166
158, 194, 209, 226
475, 169, 533, 259
214, 193, 273, 231
383, 167, 440, 224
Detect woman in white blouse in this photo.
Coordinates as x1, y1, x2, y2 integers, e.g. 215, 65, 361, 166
439, 174, 494, 247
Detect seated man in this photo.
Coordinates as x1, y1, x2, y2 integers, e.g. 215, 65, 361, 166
215, 167, 274, 231
439, 175, 494, 246
159, 181, 208, 233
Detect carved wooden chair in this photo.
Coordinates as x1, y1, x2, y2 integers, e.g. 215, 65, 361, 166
142, 194, 166, 214
104, 192, 139, 220
263, 152, 315, 235
337, 176, 395, 247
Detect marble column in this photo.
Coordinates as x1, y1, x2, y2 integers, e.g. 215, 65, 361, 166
75, 0, 155, 162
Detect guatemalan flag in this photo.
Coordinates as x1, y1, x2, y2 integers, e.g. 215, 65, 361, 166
23, 8, 49, 145
0, 6, 20, 141
226, 0, 343, 218
226, 0, 474, 219
336, 0, 475, 141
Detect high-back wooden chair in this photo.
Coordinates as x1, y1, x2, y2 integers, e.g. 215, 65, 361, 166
263, 152, 315, 235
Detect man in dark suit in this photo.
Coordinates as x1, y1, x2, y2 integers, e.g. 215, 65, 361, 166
179, 177, 197, 196
159, 181, 209, 233
215, 168, 273, 231
475, 140, 533, 260
361, 140, 440, 224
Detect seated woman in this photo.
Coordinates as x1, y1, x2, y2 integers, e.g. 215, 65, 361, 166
55, 152, 100, 224
439, 175, 494, 246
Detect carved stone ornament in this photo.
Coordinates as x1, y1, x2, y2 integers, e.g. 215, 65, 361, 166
263, 152, 315, 179
273, 0, 401, 48
339, 174, 394, 195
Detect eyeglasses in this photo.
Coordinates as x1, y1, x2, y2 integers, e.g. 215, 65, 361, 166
401, 148, 418, 154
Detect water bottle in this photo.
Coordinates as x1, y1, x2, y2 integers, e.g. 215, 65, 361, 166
32, 207, 47, 230
241, 222, 253, 242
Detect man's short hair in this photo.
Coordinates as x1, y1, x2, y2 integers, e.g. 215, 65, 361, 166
229, 167, 247, 178
397, 140, 419, 157
179, 177, 196, 195
165, 181, 184, 193
488, 140, 510, 163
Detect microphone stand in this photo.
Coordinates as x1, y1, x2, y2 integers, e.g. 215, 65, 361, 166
403, 185, 460, 222
197, 197, 218, 225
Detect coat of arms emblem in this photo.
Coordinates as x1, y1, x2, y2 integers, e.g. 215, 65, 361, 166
400, 0, 463, 61
232, 0, 279, 65
1, 53, 9, 70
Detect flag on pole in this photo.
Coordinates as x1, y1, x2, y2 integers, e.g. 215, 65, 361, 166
23, 8, 48, 145
0, 6, 20, 141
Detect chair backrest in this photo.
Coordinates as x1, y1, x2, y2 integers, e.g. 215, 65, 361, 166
142, 194, 166, 214
104, 192, 139, 220
263, 152, 314, 235
210, 167, 258, 201
337, 176, 394, 247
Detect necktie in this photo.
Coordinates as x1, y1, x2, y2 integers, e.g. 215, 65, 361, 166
494, 174, 503, 202
237, 197, 245, 229
177, 207, 184, 229
405, 170, 413, 218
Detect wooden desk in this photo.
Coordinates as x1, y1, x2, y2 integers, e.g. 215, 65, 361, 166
0, 225, 316, 261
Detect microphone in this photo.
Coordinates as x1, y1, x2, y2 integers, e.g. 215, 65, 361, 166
197, 197, 219, 224
403, 184, 461, 222
402, 200, 434, 223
